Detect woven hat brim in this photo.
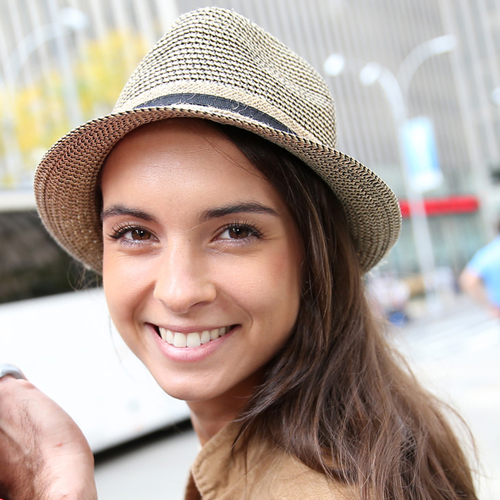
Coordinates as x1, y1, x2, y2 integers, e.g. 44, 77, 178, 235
35, 106, 401, 274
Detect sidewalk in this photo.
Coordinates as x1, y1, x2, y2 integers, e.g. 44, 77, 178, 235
94, 295, 500, 499
396, 295, 500, 500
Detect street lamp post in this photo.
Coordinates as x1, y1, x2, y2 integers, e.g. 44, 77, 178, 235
359, 62, 437, 302
324, 36, 456, 308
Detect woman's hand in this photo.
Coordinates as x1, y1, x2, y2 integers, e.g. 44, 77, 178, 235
0, 375, 97, 500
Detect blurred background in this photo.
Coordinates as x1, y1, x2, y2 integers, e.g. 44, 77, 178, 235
0, 0, 499, 498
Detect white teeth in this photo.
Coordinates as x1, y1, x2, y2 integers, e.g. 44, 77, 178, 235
173, 332, 187, 348
159, 326, 232, 348
187, 332, 201, 348
166, 329, 174, 343
159, 327, 174, 343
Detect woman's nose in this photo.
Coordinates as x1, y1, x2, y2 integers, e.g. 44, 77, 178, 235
153, 245, 216, 314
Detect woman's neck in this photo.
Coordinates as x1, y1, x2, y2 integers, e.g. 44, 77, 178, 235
188, 403, 233, 446
186, 370, 263, 446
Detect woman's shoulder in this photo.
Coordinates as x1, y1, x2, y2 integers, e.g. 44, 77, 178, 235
189, 423, 358, 500
252, 448, 358, 500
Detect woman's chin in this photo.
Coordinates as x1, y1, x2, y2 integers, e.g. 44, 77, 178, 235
153, 376, 229, 404
152, 369, 261, 409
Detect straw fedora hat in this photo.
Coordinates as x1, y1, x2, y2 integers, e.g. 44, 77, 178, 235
35, 7, 401, 273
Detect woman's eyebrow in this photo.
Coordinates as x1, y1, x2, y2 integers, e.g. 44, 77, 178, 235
200, 202, 278, 221
101, 204, 158, 223
101, 202, 277, 223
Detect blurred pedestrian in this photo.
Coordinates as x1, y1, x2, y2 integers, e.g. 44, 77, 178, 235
0, 7, 479, 500
460, 220, 500, 318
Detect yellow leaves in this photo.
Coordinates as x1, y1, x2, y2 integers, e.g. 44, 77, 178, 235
77, 30, 148, 116
0, 30, 148, 188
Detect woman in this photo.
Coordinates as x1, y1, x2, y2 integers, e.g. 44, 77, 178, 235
0, 7, 477, 500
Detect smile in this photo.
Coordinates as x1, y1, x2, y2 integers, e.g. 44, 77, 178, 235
157, 326, 233, 348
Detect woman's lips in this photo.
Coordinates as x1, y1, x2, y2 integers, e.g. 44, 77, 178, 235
157, 325, 233, 348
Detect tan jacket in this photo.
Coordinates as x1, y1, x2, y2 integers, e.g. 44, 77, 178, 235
184, 423, 356, 500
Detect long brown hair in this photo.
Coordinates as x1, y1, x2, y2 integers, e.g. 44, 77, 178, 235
215, 123, 478, 500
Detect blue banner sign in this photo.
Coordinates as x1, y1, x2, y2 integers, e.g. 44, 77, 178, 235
401, 116, 443, 192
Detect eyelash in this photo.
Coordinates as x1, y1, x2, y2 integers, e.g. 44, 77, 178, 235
107, 224, 154, 244
217, 220, 264, 241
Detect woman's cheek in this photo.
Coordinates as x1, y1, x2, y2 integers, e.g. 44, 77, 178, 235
102, 253, 146, 328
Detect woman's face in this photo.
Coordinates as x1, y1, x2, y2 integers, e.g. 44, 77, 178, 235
100, 119, 303, 404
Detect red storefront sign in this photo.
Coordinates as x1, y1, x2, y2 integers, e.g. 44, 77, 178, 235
399, 195, 479, 218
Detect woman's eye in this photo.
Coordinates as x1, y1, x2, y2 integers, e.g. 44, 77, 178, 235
218, 224, 261, 241
126, 228, 151, 240
109, 226, 153, 242
224, 226, 250, 239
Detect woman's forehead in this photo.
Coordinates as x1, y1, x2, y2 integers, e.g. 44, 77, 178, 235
100, 119, 287, 215
110, 118, 224, 152
105, 119, 249, 170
